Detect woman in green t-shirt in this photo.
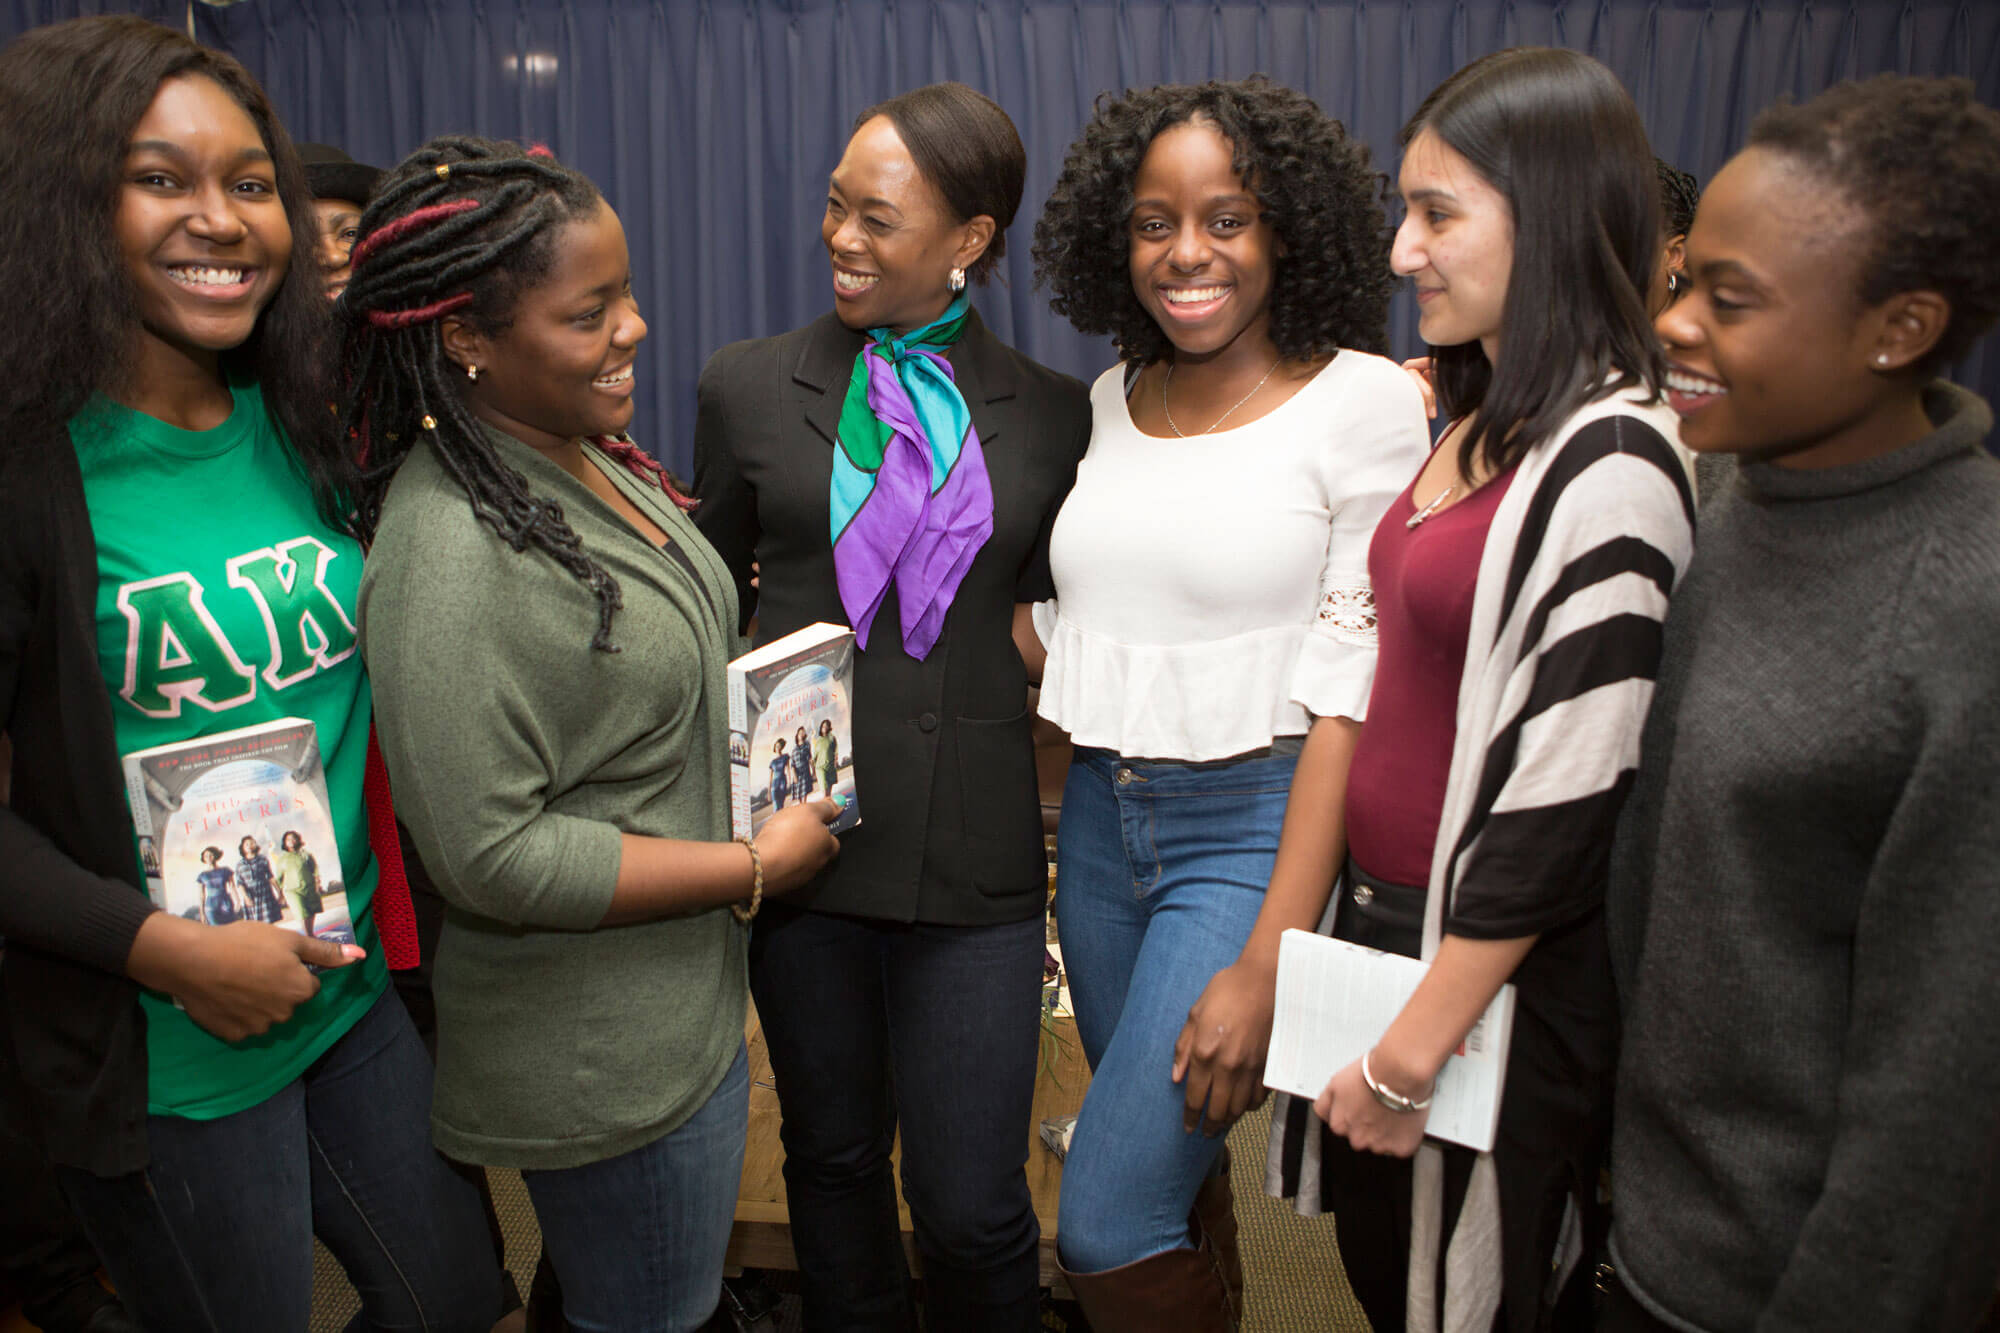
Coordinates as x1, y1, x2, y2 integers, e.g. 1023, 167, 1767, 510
0, 18, 498, 1330
269, 829, 321, 933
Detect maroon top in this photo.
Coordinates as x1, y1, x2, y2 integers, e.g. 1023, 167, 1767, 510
1345, 456, 1518, 887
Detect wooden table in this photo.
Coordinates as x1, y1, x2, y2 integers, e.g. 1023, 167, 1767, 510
726, 1004, 1090, 1292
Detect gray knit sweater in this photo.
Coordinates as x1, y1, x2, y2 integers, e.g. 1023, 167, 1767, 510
1606, 383, 2000, 1333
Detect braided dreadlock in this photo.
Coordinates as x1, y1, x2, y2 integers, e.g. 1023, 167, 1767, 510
340, 135, 685, 652
1655, 157, 1702, 238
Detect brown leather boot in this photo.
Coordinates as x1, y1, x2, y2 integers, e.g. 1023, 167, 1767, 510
1191, 1147, 1245, 1326
1058, 1233, 1238, 1333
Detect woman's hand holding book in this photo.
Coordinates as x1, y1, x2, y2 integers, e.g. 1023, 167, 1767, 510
125, 912, 364, 1042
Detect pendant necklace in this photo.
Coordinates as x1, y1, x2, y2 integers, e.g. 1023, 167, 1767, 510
1405, 483, 1458, 528
1162, 355, 1285, 437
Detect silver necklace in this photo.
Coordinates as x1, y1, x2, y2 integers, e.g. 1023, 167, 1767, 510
1405, 482, 1459, 528
1162, 356, 1284, 437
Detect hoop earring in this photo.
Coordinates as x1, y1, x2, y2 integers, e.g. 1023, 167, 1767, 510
948, 267, 967, 293
466, 364, 481, 383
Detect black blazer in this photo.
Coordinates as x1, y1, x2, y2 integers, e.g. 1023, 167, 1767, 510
695, 310, 1089, 925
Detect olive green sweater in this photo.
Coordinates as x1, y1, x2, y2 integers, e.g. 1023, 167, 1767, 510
359, 427, 745, 1170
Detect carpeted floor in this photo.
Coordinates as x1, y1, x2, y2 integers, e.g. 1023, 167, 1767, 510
307, 1100, 1371, 1332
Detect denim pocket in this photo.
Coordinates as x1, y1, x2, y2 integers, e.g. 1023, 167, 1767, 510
955, 707, 1047, 898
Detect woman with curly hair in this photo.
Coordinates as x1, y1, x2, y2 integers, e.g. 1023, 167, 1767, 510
1030, 77, 1430, 1328
0, 17, 499, 1329
1604, 76, 2000, 1333
1264, 48, 1695, 1333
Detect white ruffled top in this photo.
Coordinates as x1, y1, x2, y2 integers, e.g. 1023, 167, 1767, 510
1034, 351, 1432, 761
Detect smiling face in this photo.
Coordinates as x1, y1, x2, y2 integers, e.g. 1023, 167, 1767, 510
116, 74, 292, 375
282, 831, 303, 851
312, 197, 364, 301
1125, 120, 1283, 363
447, 199, 645, 455
1391, 129, 1515, 361
1655, 147, 1914, 465
239, 836, 259, 857
822, 115, 987, 334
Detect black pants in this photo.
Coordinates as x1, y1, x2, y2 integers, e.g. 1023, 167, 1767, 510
749, 901, 1046, 1333
1309, 862, 1616, 1333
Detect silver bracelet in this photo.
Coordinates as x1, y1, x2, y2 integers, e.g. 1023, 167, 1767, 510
1361, 1049, 1434, 1113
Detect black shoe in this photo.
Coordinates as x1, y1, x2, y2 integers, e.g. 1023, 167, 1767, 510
21, 1276, 141, 1333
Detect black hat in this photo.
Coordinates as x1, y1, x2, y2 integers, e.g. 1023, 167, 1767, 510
297, 142, 383, 207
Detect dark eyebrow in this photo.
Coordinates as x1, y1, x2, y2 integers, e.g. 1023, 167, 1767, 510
1694, 257, 1766, 290
1403, 187, 1456, 206
826, 175, 903, 215
1130, 191, 1258, 211
128, 140, 273, 167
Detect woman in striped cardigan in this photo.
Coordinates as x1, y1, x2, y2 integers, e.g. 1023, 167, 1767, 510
1265, 48, 1694, 1333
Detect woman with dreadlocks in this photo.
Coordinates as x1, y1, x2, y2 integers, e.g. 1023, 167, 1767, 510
345, 136, 841, 1331
0, 17, 499, 1330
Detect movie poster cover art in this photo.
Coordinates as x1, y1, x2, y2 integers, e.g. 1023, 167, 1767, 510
121, 718, 354, 949
728, 624, 861, 840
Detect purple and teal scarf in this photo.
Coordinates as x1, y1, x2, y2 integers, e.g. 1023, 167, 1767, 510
829, 292, 993, 659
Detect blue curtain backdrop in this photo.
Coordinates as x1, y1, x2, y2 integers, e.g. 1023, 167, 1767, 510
7, 0, 1996, 472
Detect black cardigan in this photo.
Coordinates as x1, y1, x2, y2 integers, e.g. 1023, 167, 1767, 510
0, 437, 162, 1176
694, 311, 1090, 926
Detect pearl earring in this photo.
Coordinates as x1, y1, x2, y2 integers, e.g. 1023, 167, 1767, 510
1875, 355, 1889, 368
466, 364, 481, 383
948, 267, 967, 293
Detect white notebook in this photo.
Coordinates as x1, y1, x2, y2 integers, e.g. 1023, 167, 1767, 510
1262, 928, 1515, 1153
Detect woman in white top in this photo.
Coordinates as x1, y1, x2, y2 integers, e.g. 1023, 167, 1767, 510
1028, 77, 1431, 1330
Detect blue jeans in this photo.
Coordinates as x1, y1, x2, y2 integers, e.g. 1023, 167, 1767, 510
57, 988, 500, 1333
1053, 746, 1296, 1272
521, 1042, 749, 1333
749, 903, 1046, 1332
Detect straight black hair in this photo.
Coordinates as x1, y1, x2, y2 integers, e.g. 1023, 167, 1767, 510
0, 16, 349, 527
854, 82, 1025, 284
1404, 47, 1663, 479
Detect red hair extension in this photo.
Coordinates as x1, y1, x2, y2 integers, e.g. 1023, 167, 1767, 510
596, 436, 698, 512
350, 197, 480, 269
366, 291, 474, 330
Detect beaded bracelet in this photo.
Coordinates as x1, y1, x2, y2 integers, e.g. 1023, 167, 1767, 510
1361, 1048, 1434, 1114
732, 836, 763, 924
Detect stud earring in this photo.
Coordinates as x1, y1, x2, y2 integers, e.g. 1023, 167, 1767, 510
466, 364, 481, 383
1876, 354, 1890, 368
948, 266, 966, 293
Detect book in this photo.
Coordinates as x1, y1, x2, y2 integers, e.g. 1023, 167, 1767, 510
727, 622, 861, 840
121, 717, 355, 951
1262, 927, 1516, 1152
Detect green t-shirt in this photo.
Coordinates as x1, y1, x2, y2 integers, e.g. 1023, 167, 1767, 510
69, 380, 385, 1119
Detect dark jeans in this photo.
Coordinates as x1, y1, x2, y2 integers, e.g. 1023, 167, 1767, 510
749, 903, 1045, 1333
521, 1044, 750, 1333
57, 988, 500, 1333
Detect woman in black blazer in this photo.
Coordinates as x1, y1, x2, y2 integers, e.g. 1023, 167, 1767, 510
695, 82, 1088, 1331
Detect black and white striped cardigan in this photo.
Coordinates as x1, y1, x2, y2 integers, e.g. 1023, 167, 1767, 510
1265, 386, 1696, 1333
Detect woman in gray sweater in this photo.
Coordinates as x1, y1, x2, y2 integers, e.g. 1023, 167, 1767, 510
342, 138, 840, 1332
1606, 76, 2000, 1333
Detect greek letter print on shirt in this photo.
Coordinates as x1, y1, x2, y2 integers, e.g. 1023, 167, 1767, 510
69, 379, 386, 1121
114, 535, 358, 716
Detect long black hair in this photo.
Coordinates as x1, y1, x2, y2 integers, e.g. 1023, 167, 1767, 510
0, 16, 348, 526
1035, 77, 1392, 365
340, 136, 685, 652
1405, 48, 1663, 479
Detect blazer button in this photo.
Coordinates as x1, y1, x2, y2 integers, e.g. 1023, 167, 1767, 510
1351, 883, 1374, 907
918, 712, 938, 733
